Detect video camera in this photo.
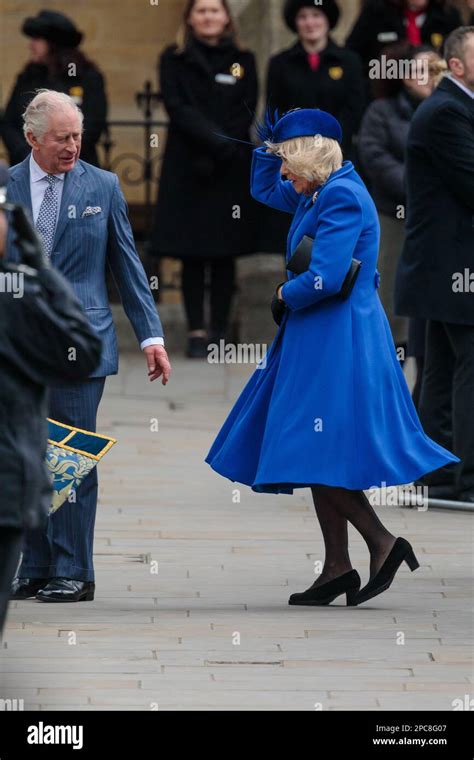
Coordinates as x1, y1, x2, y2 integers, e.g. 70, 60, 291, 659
0, 161, 49, 271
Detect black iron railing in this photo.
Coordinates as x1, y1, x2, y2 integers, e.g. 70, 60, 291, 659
99, 81, 168, 234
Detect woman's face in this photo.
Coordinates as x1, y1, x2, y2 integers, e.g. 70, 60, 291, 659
188, 0, 230, 41
403, 52, 438, 99
280, 161, 316, 195
295, 8, 329, 45
28, 37, 50, 63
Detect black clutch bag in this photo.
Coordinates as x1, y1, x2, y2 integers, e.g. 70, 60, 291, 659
286, 235, 362, 300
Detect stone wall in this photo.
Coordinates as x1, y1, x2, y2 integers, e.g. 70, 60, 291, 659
1, 0, 361, 201
0, 0, 363, 350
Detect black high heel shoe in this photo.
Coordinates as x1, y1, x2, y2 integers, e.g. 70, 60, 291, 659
288, 569, 361, 607
355, 537, 420, 605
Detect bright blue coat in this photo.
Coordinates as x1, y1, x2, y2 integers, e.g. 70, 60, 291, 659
205, 148, 459, 493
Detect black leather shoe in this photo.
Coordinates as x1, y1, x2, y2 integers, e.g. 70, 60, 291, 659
186, 336, 208, 359
289, 569, 361, 607
36, 578, 95, 603
355, 537, 419, 605
11, 578, 49, 600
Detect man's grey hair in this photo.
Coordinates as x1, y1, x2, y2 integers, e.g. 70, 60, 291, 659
22, 89, 84, 142
444, 26, 474, 67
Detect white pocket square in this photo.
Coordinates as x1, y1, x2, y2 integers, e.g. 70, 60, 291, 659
81, 206, 102, 217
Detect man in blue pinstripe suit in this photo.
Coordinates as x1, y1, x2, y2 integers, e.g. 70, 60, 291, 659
7, 90, 171, 602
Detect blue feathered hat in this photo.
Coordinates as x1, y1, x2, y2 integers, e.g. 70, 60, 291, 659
258, 107, 342, 145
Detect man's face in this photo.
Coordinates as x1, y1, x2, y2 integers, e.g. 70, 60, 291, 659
28, 107, 82, 174
450, 34, 474, 92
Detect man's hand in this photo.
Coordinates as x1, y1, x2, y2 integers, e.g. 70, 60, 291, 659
143, 345, 171, 385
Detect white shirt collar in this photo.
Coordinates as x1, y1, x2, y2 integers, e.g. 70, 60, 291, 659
447, 74, 474, 100
29, 152, 66, 183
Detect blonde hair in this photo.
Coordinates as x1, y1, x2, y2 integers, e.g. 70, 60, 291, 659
428, 56, 448, 87
265, 135, 343, 186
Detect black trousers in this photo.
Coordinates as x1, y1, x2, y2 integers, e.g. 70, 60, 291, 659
0, 528, 23, 637
418, 320, 474, 494
181, 257, 236, 335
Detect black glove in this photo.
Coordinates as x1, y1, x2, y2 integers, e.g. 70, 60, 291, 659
271, 282, 287, 326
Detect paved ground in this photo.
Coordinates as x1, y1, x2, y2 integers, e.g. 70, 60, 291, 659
1, 354, 472, 711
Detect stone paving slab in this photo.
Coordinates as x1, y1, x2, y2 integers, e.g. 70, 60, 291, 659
1, 356, 472, 711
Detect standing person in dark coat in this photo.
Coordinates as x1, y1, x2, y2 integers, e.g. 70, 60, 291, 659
346, 0, 462, 95
394, 26, 474, 503
358, 44, 443, 382
1, 10, 107, 167
0, 204, 101, 636
150, 0, 259, 358
267, 0, 365, 158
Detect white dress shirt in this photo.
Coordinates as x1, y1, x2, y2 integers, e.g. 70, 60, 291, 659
30, 152, 65, 224
29, 153, 164, 350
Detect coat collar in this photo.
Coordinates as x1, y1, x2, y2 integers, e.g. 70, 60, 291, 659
302, 160, 354, 208
286, 38, 342, 61
437, 76, 474, 107
177, 35, 237, 77
8, 153, 87, 249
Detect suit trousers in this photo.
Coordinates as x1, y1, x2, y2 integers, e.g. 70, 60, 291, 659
19, 378, 106, 582
418, 320, 474, 494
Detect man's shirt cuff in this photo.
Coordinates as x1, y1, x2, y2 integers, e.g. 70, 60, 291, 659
140, 337, 165, 350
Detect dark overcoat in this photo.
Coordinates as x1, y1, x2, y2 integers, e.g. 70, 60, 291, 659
0, 263, 101, 530
394, 77, 474, 325
1, 63, 107, 167
346, 0, 462, 76
266, 39, 366, 155
150, 36, 259, 259
358, 89, 418, 215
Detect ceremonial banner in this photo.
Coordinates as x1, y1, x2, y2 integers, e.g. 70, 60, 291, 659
46, 418, 116, 514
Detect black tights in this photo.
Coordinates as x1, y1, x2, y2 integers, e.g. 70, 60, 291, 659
181, 257, 236, 335
311, 486, 396, 580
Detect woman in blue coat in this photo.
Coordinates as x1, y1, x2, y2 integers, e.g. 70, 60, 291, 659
205, 109, 459, 607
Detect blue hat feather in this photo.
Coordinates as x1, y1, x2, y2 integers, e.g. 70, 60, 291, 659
212, 107, 342, 148
256, 107, 280, 144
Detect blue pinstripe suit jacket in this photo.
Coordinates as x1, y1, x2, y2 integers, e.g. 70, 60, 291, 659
6, 155, 164, 378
